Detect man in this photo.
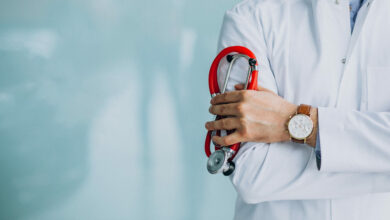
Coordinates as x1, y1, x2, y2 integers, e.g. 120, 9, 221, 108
205, 0, 390, 219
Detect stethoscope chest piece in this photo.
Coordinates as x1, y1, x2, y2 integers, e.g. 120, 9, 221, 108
207, 148, 236, 176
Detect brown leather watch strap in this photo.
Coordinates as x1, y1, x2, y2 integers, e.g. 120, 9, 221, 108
297, 104, 311, 116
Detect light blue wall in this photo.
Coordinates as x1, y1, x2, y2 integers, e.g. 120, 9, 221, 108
0, 0, 239, 219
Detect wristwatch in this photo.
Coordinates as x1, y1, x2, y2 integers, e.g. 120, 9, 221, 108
287, 104, 314, 144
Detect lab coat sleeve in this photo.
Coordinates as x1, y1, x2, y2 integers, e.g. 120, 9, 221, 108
318, 108, 390, 173
216, 7, 278, 94
217, 6, 390, 204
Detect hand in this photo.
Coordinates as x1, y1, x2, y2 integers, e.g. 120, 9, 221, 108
205, 84, 298, 146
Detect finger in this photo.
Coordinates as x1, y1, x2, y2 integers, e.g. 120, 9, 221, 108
209, 103, 241, 116
257, 85, 275, 94
211, 90, 243, 105
212, 132, 242, 146
205, 117, 240, 131
234, 84, 245, 90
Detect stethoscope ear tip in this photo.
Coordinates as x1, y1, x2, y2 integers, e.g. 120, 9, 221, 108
226, 54, 234, 63
249, 58, 257, 66
222, 161, 235, 176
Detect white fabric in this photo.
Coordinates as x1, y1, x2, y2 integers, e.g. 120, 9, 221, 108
216, 0, 390, 219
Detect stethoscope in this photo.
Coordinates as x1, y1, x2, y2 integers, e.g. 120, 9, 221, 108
205, 46, 259, 176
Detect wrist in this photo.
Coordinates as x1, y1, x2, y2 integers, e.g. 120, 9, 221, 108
285, 104, 318, 146
282, 104, 298, 142
305, 107, 318, 148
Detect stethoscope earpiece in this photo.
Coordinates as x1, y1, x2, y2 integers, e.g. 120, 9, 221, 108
226, 54, 234, 63
249, 58, 257, 66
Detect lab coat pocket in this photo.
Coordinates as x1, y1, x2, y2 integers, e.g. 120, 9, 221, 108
366, 67, 390, 111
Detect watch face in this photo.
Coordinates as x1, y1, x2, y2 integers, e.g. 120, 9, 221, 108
288, 114, 313, 140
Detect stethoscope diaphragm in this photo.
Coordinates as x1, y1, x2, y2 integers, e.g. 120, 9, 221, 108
207, 148, 235, 176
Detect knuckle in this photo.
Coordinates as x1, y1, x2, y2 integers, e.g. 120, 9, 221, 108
239, 119, 249, 135
236, 103, 245, 114
212, 120, 221, 129
219, 105, 225, 114
241, 90, 250, 99
238, 118, 247, 126
240, 125, 247, 134
238, 91, 246, 100
220, 119, 227, 128
222, 93, 228, 101
213, 96, 221, 104
240, 129, 249, 139
225, 118, 234, 128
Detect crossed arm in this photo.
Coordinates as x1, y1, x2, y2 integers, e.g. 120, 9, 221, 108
205, 84, 319, 148
204, 85, 390, 204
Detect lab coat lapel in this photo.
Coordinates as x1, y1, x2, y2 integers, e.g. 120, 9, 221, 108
335, 0, 375, 108
310, 0, 351, 107
343, 0, 373, 65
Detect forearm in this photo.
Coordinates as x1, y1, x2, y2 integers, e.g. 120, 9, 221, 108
233, 106, 390, 203
316, 107, 390, 172
232, 140, 390, 204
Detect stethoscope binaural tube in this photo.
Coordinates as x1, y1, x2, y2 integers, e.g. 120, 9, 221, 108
205, 46, 259, 176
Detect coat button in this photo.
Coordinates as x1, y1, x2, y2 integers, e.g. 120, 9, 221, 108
341, 58, 346, 64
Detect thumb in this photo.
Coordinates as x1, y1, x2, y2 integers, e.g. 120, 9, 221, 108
234, 84, 245, 90
236, 83, 276, 94
257, 85, 276, 94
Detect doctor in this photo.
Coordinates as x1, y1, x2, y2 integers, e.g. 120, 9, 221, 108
205, 0, 390, 219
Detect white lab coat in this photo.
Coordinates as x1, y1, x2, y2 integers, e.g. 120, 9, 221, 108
217, 0, 390, 219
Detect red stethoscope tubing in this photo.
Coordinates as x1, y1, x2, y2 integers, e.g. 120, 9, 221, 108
205, 46, 259, 159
